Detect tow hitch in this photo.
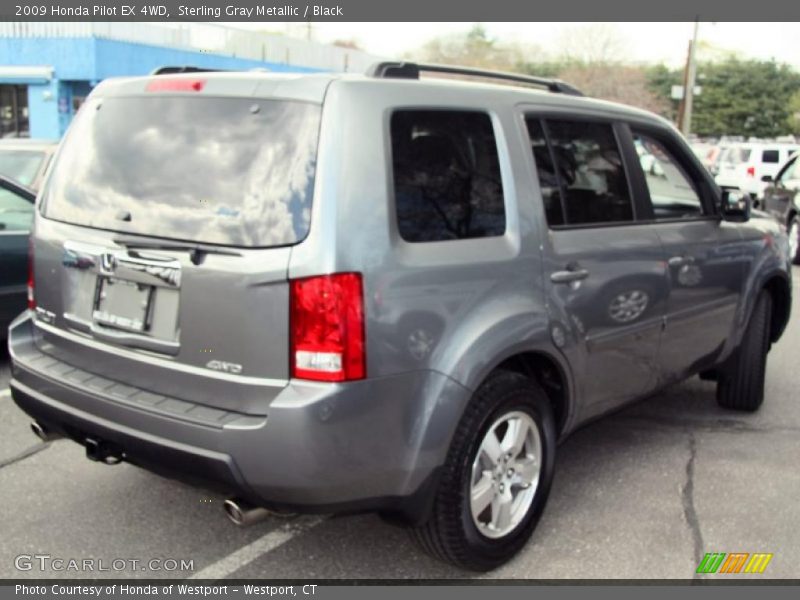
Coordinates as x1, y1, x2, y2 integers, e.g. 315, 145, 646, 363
85, 437, 125, 465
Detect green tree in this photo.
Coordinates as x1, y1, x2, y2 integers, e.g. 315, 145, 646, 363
784, 90, 800, 136
691, 59, 800, 137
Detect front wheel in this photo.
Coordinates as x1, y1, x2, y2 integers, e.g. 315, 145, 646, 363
411, 370, 556, 571
716, 291, 772, 411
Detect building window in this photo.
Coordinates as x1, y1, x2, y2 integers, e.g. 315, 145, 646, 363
0, 85, 30, 138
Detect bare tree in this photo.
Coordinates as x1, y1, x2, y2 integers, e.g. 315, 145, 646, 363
555, 24, 629, 65
558, 64, 669, 113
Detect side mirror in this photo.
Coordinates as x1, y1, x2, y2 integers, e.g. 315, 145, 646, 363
720, 189, 751, 222
761, 174, 773, 183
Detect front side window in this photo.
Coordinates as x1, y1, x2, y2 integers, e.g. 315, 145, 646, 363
633, 132, 704, 220
526, 118, 633, 226
391, 110, 506, 242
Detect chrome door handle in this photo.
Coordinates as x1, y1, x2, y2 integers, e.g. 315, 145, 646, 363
668, 255, 695, 267
550, 268, 590, 284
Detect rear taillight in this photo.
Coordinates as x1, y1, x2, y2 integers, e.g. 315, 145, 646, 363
27, 237, 35, 309
746, 166, 756, 177
290, 273, 365, 382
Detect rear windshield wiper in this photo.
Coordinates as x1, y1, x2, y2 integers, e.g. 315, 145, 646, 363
113, 235, 242, 266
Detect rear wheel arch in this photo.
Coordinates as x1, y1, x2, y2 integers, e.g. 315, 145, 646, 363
487, 350, 572, 438
762, 274, 791, 343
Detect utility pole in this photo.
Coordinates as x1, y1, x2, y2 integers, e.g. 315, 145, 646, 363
680, 20, 700, 136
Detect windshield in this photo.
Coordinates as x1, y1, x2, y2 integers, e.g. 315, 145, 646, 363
42, 96, 321, 248
0, 149, 45, 186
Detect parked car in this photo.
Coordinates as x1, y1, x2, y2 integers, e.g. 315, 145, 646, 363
0, 139, 58, 190
715, 141, 800, 199
6, 63, 793, 571
762, 152, 800, 263
0, 176, 36, 342
0, 140, 58, 342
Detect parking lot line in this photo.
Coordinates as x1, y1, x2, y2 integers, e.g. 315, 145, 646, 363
188, 515, 326, 580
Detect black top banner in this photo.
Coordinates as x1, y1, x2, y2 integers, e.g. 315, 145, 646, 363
2, 0, 800, 22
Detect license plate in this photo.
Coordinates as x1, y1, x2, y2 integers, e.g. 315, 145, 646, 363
93, 277, 153, 333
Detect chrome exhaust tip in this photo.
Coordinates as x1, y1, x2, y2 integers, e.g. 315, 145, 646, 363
30, 421, 61, 442
223, 498, 272, 527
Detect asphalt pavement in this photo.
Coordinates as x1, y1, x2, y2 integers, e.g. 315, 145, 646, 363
1, 268, 799, 580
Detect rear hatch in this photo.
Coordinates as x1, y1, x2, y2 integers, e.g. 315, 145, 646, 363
30, 77, 323, 415
715, 146, 752, 187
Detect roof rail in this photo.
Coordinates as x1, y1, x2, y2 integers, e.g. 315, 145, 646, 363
150, 66, 226, 76
366, 61, 584, 97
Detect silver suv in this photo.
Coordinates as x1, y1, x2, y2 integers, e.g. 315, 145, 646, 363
7, 63, 793, 571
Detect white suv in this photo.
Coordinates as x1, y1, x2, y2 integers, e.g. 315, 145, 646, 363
715, 142, 799, 199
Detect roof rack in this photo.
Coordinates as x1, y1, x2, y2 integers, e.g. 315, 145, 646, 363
150, 66, 226, 76
366, 62, 584, 97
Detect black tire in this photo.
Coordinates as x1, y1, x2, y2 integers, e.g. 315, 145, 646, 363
411, 370, 556, 571
716, 291, 772, 411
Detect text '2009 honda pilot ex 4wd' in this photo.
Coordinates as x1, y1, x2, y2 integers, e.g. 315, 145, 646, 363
8, 62, 793, 571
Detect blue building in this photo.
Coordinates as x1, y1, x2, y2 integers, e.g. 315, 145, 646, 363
0, 22, 380, 139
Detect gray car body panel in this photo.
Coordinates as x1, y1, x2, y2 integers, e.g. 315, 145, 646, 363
7, 71, 793, 519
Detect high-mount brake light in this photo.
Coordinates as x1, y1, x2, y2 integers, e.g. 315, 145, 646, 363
290, 273, 366, 382
145, 79, 205, 93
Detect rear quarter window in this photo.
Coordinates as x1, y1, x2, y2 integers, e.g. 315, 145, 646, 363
390, 110, 506, 243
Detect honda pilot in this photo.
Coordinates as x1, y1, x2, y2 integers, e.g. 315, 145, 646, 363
7, 63, 793, 571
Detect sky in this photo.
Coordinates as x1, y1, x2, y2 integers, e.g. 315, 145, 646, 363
230, 22, 800, 69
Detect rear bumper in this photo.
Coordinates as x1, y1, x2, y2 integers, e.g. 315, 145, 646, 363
8, 313, 470, 522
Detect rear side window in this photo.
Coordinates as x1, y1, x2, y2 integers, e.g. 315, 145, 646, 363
43, 96, 321, 248
526, 118, 633, 227
391, 110, 505, 242
762, 150, 780, 164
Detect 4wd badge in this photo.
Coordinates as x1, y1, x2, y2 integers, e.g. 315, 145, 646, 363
205, 360, 243, 375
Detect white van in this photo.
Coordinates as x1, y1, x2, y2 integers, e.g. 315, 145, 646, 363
715, 142, 799, 198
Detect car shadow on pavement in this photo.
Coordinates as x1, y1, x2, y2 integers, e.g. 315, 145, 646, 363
223, 376, 734, 579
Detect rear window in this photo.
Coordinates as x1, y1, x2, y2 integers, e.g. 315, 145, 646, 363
43, 96, 321, 247
762, 149, 780, 163
0, 150, 45, 186
721, 147, 751, 165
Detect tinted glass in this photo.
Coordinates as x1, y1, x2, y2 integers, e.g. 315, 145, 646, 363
391, 110, 505, 242
540, 119, 633, 226
43, 96, 321, 247
762, 150, 780, 164
526, 118, 565, 226
0, 150, 44, 186
634, 132, 703, 219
